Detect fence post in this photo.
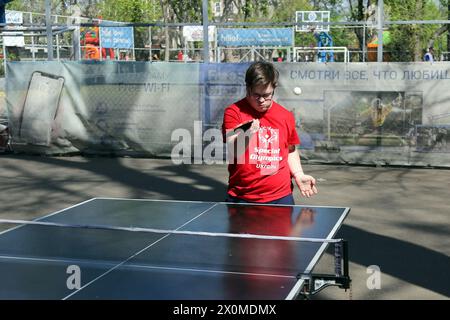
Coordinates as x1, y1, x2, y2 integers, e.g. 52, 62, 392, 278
45, 0, 53, 61
202, 0, 209, 62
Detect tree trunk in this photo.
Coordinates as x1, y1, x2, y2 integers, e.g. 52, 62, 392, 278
357, 0, 364, 62
448, 0, 450, 60
428, 25, 447, 49
160, 0, 170, 61
350, 0, 367, 62
220, 0, 236, 62
413, 0, 425, 61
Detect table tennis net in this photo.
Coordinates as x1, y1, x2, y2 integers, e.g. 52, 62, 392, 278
0, 218, 342, 243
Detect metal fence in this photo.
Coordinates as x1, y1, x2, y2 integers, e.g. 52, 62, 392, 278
3, 9, 450, 66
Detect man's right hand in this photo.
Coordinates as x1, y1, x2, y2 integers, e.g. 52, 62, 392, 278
248, 119, 260, 134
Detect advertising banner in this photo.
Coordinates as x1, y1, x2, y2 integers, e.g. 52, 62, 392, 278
100, 27, 134, 49
5, 61, 450, 167
217, 28, 293, 47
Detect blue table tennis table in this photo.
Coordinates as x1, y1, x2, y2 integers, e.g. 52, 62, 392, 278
0, 198, 351, 300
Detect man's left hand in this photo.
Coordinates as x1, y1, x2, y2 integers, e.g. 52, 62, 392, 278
294, 174, 318, 198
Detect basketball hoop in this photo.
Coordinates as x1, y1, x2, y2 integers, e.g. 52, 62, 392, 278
295, 11, 330, 33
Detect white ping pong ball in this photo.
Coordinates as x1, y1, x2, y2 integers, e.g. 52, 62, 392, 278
293, 87, 302, 95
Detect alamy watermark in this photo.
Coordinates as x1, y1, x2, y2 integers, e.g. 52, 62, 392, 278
66, 265, 81, 290
171, 121, 281, 175
366, 265, 382, 290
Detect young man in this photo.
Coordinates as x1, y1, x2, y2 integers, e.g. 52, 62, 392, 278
222, 61, 318, 205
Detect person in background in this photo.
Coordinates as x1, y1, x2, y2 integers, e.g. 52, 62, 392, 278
423, 47, 434, 62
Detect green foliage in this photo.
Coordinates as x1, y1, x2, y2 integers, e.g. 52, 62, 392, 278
272, 0, 311, 22
6, 0, 42, 12
165, 0, 202, 23
6, 0, 82, 15
232, 0, 276, 22
98, 0, 162, 22
385, 0, 445, 61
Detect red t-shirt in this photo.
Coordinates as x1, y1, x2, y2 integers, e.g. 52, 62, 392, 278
222, 98, 300, 202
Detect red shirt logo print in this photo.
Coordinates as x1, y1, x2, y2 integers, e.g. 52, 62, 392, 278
252, 126, 281, 175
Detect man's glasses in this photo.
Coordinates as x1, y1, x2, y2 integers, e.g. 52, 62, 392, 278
250, 91, 274, 101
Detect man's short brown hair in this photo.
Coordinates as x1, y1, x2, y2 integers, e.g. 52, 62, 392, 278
245, 61, 279, 90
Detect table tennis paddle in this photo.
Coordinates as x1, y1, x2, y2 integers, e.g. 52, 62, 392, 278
233, 120, 254, 132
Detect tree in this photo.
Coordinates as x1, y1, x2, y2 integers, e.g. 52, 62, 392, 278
386, 0, 444, 61
347, 0, 372, 61
158, 0, 202, 61
447, 0, 450, 59
99, 0, 161, 22
428, 0, 450, 59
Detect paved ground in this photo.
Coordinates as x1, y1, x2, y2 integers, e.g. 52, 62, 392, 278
0, 154, 449, 300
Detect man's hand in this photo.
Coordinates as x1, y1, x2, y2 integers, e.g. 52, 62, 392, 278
248, 119, 260, 134
226, 119, 260, 161
294, 174, 318, 198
